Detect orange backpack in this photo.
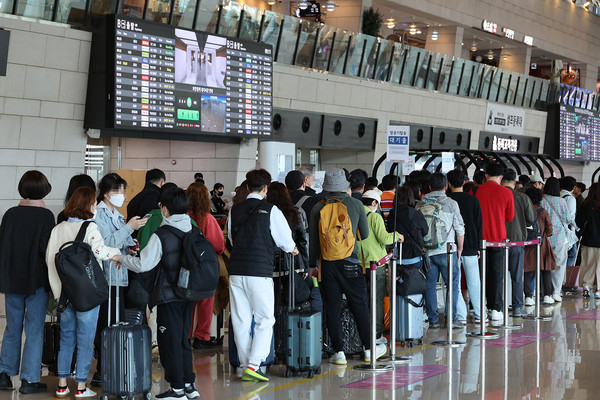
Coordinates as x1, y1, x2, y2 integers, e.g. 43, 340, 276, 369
318, 198, 355, 261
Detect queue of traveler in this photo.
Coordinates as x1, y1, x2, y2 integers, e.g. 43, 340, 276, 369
0, 164, 596, 399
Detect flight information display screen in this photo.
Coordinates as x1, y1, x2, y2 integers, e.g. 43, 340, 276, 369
559, 105, 600, 161
113, 16, 272, 137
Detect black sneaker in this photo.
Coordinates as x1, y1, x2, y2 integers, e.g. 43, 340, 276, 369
0, 372, 12, 390
156, 389, 186, 400
193, 339, 217, 349
184, 384, 200, 399
90, 372, 102, 387
18, 380, 47, 394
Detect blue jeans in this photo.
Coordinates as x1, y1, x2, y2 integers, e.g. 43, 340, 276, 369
58, 304, 100, 382
508, 247, 525, 309
567, 243, 577, 268
461, 255, 482, 320
425, 253, 459, 324
0, 287, 48, 383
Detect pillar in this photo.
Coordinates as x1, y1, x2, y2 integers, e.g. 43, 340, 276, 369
258, 141, 296, 182
424, 26, 464, 59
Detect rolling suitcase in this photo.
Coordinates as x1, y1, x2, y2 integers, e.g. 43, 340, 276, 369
284, 254, 322, 378
42, 318, 60, 373
396, 294, 424, 347
100, 268, 152, 400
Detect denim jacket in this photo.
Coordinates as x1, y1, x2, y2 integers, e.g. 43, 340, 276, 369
95, 201, 135, 286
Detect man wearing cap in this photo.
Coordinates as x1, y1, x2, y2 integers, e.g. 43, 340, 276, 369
358, 190, 403, 343
286, 170, 318, 218
309, 168, 386, 365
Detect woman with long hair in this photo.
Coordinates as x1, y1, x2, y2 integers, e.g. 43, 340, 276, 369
0, 171, 54, 393
541, 177, 574, 303
187, 182, 225, 348
576, 183, 600, 298
46, 187, 121, 398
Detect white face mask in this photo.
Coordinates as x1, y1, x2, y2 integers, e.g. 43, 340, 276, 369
109, 193, 125, 208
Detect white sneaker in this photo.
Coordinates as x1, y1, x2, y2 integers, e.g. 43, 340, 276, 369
376, 336, 388, 345
490, 310, 503, 321
552, 294, 562, 302
75, 388, 97, 398
364, 343, 387, 363
329, 351, 347, 365
543, 295, 555, 305
525, 297, 535, 306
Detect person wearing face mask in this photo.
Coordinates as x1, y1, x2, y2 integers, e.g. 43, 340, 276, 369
91, 173, 147, 387
45, 187, 121, 398
211, 183, 230, 214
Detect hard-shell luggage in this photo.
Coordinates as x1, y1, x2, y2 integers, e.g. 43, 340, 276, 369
228, 317, 275, 373
42, 319, 60, 373
396, 294, 424, 347
100, 268, 152, 400
283, 254, 322, 378
323, 297, 363, 356
563, 265, 581, 292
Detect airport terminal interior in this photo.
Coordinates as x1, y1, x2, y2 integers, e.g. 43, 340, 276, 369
2, 0, 600, 399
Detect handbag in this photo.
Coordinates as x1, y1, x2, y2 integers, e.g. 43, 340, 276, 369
545, 197, 578, 247
397, 263, 427, 296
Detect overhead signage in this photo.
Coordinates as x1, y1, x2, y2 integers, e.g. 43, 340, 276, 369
387, 125, 410, 162
523, 35, 533, 46
492, 135, 518, 152
502, 27, 514, 40
480, 20, 533, 47
485, 103, 525, 135
482, 20, 497, 34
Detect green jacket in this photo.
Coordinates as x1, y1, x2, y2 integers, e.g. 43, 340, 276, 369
358, 206, 400, 269
137, 209, 197, 250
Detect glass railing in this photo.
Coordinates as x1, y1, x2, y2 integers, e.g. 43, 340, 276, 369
0, 0, 570, 110
558, 83, 600, 110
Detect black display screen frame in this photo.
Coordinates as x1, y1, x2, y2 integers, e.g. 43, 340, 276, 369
557, 104, 600, 162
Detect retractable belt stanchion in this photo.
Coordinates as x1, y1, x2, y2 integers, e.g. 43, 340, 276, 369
354, 261, 393, 371
467, 240, 499, 339
524, 236, 552, 321
433, 243, 465, 347
380, 241, 411, 363
499, 239, 522, 330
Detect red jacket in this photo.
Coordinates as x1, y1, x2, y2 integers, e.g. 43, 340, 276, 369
476, 181, 515, 242
189, 212, 225, 255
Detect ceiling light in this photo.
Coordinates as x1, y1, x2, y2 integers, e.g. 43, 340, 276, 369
502, 54, 508, 60
470, 42, 478, 52
430, 29, 439, 40
487, 50, 494, 60
266, 0, 275, 4
409, 24, 420, 35
298, 0, 308, 10
386, 18, 395, 29
325, 1, 335, 11
583, 1, 591, 6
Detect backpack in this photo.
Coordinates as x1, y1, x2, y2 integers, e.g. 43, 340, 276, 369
318, 198, 355, 261
526, 208, 543, 241
415, 198, 448, 250
161, 225, 220, 301
55, 221, 109, 313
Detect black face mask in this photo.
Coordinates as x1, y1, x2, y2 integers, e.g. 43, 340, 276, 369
217, 191, 224, 196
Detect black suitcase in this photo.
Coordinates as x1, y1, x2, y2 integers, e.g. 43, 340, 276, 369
100, 269, 152, 400
42, 319, 60, 373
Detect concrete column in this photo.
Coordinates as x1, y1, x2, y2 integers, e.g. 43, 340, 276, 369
424, 26, 464, 59
258, 141, 296, 182
498, 47, 532, 75
579, 64, 599, 92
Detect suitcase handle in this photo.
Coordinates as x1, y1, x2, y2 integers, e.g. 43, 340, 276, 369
107, 261, 121, 327
288, 253, 295, 313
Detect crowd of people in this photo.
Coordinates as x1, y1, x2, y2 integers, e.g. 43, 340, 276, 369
0, 164, 596, 399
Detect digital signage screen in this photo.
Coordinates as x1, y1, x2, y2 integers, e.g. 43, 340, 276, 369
112, 16, 272, 137
558, 104, 600, 161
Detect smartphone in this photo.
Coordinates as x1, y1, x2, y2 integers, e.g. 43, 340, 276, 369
143, 213, 152, 219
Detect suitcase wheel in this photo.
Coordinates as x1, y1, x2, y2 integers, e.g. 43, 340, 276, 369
99, 394, 108, 400
418, 339, 423, 345
145, 392, 153, 400
307, 370, 315, 378
284, 368, 293, 378
316, 367, 321, 375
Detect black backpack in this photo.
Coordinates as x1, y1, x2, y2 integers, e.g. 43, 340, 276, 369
526, 208, 544, 241
161, 225, 220, 301
56, 221, 109, 312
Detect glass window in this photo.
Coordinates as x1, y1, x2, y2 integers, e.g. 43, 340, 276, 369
145, 0, 171, 23
55, 0, 86, 23
14, 0, 53, 19
357, 35, 376, 78
260, 10, 282, 49
294, 20, 318, 67
373, 39, 393, 81
329, 30, 351, 74
217, 1, 242, 37
276, 16, 300, 65
312, 25, 335, 72
170, 0, 197, 28
388, 43, 404, 84
238, 4, 262, 41
194, 0, 219, 32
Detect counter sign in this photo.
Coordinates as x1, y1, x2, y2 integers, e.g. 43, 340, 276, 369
387, 125, 410, 162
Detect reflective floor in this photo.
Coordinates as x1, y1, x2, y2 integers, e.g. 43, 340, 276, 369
1, 292, 600, 400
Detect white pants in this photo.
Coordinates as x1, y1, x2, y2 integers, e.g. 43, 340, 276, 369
229, 276, 274, 370
551, 242, 570, 296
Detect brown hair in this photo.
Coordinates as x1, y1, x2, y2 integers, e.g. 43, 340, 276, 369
186, 182, 211, 226
267, 182, 299, 226
18, 170, 52, 200
583, 182, 600, 210
64, 187, 96, 220
233, 180, 249, 206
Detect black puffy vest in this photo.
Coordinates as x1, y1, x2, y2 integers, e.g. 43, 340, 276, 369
150, 226, 184, 307
229, 198, 277, 277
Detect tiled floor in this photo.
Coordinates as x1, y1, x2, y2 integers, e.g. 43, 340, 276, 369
1, 293, 600, 399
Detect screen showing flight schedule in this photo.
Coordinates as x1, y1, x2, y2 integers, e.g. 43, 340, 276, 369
113, 16, 272, 137
559, 105, 600, 161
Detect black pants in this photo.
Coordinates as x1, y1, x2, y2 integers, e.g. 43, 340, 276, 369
157, 300, 195, 389
524, 271, 553, 298
320, 260, 371, 352
94, 286, 126, 371
486, 248, 504, 312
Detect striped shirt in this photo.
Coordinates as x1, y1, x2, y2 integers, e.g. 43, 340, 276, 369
380, 191, 395, 218
541, 195, 572, 247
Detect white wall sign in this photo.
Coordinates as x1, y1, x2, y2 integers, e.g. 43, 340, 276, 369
502, 27, 514, 39
523, 35, 533, 46
485, 103, 525, 135
387, 125, 410, 162
402, 158, 415, 175
441, 152, 455, 174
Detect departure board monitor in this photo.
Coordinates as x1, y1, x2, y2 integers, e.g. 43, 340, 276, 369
111, 16, 272, 137
558, 105, 600, 161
